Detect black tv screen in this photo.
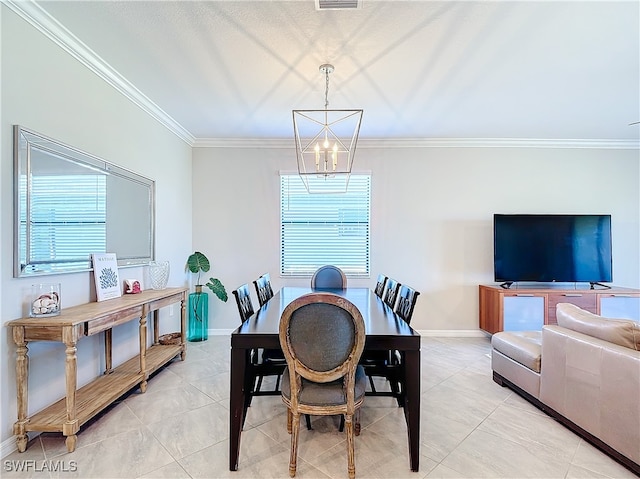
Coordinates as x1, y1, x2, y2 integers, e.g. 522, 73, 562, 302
493, 214, 612, 284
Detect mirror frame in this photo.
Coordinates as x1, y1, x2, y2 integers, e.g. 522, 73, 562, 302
14, 125, 155, 277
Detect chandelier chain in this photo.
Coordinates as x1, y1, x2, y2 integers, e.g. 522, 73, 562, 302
324, 68, 330, 110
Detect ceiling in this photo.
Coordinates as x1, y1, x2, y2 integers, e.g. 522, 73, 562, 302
12, 1, 640, 146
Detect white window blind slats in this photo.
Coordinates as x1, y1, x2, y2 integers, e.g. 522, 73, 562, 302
22, 175, 107, 268
280, 174, 370, 277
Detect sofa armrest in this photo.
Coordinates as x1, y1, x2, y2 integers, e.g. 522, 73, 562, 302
540, 325, 640, 465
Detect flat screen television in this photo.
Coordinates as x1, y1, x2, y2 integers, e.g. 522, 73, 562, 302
493, 214, 612, 287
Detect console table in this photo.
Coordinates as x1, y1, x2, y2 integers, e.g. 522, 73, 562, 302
6, 287, 187, 453
479, 284, 640, 334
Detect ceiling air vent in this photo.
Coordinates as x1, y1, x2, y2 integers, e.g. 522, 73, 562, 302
315, 0, 362, 10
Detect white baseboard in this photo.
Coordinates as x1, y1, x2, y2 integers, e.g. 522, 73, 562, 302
0, 433, 36, 459
417, 329, 488, 338
1, 436, 15, 459
207, 329, 488, 338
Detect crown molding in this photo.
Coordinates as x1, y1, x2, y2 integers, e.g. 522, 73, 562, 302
5, 0, 195, 146
192, 137, 640, 149
8, 1, 639, 152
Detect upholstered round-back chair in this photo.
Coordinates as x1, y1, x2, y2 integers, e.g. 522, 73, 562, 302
279, 292, 366, 478
311, 265, 347, 289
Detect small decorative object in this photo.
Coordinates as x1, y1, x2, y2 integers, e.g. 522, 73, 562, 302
92, 253, 122, 302
124, 279, 142, 294
185, 251, 228, 342
158, 332, 182, 345
30, 283, 61, 317
148, 261, 170, 290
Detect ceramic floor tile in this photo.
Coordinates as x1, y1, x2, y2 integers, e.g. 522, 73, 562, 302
191, 370, 231, 402
419, 411, 477, 463
39, 401, 144, 458
48, 427, 175, 478
477, 402, 581, 464
7, 337, 635, 479
242, 395, 288, 429
420, 383, 499, 430
125, 383, 214, 425
564, 463, 616, 479
1, 438, 50, 479
440, 428, 570, 478
570, 440, 638, 478
425, 463, 474, 478
146, 402, 229, 459
138, 461, 191, 479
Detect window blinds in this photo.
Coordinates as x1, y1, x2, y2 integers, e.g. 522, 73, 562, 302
280, 174, 370, 276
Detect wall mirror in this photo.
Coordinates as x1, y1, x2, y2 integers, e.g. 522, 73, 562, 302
14, 125, 155, 277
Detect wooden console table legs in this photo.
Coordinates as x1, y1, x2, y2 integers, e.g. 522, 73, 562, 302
63, 328, 79, 452
139, 311, 148, 393
104, 329, 113, 375
13, 328, 28, 453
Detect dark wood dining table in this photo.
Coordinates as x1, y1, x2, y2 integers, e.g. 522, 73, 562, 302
229, 286, 421, 472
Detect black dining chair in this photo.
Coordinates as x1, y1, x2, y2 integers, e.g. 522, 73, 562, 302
382, 278, 400, 309
232, 283, 255, 322
232, 284, 285, 406
374, 274, 387, 298
361, 280, 418, 405
395, 284, 420, 324
253, 273, 274, 307
279, 292, 366, 479
311, 265, 347, 289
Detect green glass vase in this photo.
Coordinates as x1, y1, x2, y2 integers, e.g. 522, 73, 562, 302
188, 288, 208, 342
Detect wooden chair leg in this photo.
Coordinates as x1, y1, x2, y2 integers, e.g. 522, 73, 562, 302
287, 408, 293, 434
345, 413, 355, 479
289, 413, 300, 477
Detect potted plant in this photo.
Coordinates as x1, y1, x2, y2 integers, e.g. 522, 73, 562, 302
185, 251, 228, 341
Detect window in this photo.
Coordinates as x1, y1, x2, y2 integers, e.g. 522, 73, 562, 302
280, 174, 370, 277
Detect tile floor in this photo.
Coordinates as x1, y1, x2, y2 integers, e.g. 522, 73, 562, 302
2, 336, 636, 479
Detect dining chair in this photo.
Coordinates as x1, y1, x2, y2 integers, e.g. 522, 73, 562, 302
374, 274, 387, 298
279, 292, 366, 479
253, 273, 274, 307
382, 278, 400, 309
311, 265, 347, 289
232, 283, 255, 322
253, 274, 288, 390
395, 284, 420, 324
232, 284, 285, 406
361, 279, 411, 405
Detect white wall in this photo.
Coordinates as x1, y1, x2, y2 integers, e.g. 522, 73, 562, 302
1, 6, 193, 450
192, 145, 640, 332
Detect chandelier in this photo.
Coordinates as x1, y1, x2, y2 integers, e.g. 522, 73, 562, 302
293, 64, 363, 193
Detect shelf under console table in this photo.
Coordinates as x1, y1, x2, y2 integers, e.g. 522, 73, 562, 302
479, 284, 640, 334
6, 286, 187, 453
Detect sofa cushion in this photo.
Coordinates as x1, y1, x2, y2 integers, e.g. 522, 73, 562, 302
556, 303, 640, 351
491, 331, 542, 372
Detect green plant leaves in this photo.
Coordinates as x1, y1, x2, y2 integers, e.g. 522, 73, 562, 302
187, 251, 210, 274
206, 278, 228, 302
